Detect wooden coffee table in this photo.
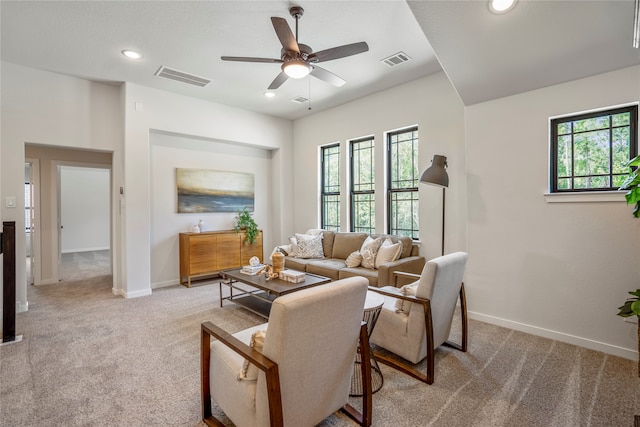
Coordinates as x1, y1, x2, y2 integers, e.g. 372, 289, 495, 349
219, 268, 331, 318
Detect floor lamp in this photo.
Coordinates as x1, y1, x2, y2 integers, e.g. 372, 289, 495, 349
420, 155, 449, 256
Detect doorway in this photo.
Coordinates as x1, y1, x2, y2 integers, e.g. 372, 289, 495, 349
57, 165, 111, 282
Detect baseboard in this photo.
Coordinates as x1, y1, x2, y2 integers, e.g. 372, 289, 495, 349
17, 301, 28, 313
122, 288, 152, 299
468, 311, 637, 361
61, 246, 110, 253
152, 279, 180, 289
35, 278, 58, 286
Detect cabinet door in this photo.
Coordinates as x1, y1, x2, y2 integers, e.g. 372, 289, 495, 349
216, 233, 241, 270
240, 231, 263, 266
189, 234, 217, 275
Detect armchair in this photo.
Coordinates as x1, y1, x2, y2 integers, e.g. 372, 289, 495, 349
201, 276, 372, 427
368, 252, 468, 384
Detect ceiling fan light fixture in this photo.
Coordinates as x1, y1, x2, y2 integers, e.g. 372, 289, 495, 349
282, 59, 311, 79
489, 0, 517, 14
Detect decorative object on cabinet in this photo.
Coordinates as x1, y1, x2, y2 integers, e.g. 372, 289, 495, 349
176, 168, 254, 213
234, 207, 259, 244
179, 229, 263, 287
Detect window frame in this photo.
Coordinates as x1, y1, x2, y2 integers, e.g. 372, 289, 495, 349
386, 126, 419, 239
320, 143, 341, 231
349, 136, 375, 234
550, 105, 638, 193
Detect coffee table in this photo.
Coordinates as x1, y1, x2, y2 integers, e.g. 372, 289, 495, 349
219, 268, 331, 318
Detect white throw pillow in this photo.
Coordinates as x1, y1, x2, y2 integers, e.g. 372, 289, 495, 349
288, 236, 299, 257
238, 330, 266, 381
375, 241, 403, 269
360, 237, 383, 269
294, 233, 324, 259
345, 251, 362, 268
394, 283, 419, 314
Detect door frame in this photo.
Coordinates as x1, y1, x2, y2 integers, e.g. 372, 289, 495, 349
25, 158, 40, 286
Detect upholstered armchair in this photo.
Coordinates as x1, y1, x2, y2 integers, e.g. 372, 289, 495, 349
368, 252, 468, 384
201, 276, 372, 427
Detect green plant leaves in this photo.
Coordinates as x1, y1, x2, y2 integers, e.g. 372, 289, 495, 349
617, 289, 640, 317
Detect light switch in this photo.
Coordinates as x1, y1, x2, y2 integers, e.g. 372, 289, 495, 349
6, 196, 16, 208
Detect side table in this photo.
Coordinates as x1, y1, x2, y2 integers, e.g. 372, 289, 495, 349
350, 290, 385, 396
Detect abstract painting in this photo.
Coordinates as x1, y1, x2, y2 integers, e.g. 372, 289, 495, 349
176, 168, 254, 213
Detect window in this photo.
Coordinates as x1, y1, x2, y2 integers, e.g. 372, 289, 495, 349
551, 105, 638, 192
387, 127, 419, 239
350, 137, 375, 233
320, 143, 341, 231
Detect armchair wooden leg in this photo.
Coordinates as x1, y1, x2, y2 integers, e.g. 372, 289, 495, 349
444, 283, 468, 353
341, 323, 372, 427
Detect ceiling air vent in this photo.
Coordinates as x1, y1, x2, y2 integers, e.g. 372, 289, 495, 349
155, 66, 211, 87
381, 52, 412, 68
291, 96, 308, 104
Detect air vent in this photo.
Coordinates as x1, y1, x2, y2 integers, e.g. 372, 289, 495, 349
381, 52, 412, 68
154, 66, 211, 87
291, 96, 308, 104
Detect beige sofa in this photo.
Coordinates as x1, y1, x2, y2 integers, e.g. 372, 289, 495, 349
278, 231, 425, 287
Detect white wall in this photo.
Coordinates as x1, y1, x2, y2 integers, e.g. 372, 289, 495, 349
60, 166, 110, 253
466, 65, 640, 359
292, 72, 467, 260
1, 61, 122, 312
150, 131, 272, 288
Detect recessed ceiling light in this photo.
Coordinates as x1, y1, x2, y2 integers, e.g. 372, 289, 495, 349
121, 50, 143, 60
264, 91, 276, 98
489, 0, 517, 14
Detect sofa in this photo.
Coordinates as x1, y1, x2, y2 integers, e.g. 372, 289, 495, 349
275, 230, 426, 287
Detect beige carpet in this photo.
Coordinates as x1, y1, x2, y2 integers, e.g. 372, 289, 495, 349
1, 276, 640, 426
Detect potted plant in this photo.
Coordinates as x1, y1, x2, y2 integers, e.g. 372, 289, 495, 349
617, 290, 640, 377
234, 207, 259, 244
619, 154, 640, 217
616, 154, 640, 376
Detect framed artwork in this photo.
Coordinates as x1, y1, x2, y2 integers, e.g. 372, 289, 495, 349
176, 168, 254, 213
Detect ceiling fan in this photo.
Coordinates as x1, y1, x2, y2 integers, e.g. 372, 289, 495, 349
221, 6, 369, 90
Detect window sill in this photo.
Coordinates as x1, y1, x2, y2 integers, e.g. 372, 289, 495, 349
543, 191, 627, 203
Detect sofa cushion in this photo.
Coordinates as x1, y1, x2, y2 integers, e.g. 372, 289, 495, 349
371, 234, 414, 258
320, 231, 335, 258
361, 237, 383, 269
338, 267, 379, 287
294, 233, 324, 258
283, 256, 317, 272
345, 251, 362, 268
306, 259, 346, 280
331, 232, 367, 260
375, 240, 402, 268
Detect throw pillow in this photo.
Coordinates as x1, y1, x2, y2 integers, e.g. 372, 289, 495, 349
238, 329, 267, 381
360, 237, 383, 269
394, 283, 419, 314
375, 241, 403, 269
288, 236, 299, 257
294, 233, 324, 259
345, 251, 362, 268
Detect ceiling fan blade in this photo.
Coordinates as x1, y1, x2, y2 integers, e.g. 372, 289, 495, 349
268, 72, 289, 90
271, 17, 299, 53
310, 66, 345, 87
312, 42, 369, 63
221, 56, 283, 63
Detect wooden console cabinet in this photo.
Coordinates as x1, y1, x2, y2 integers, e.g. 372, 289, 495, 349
179, 230, 263, 287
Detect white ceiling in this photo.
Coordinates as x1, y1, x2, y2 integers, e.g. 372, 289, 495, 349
1, 1, 639, 121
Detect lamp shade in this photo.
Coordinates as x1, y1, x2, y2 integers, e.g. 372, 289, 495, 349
282, 60, 311, 79
420, 155, 449, 188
